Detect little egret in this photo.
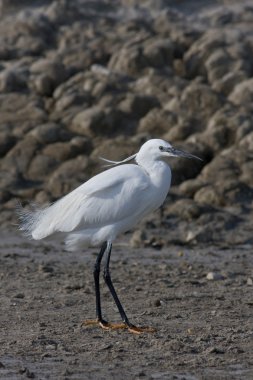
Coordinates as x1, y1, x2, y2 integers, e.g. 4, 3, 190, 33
18, 139, 201, 334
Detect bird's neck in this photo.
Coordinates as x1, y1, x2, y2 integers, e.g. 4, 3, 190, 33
137, 159, 171, 188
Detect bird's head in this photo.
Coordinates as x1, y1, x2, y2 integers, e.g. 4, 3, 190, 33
100, 139, 202, 168
136, 139, 202, 165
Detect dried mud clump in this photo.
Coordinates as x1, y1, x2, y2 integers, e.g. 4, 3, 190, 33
0, 0, 253, 245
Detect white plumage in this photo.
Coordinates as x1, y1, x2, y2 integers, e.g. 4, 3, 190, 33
17, 138, 201, 334
18, 139, 173, 249
18, 139, 200, 250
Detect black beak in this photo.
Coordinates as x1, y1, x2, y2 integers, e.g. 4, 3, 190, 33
167, 147, 203, 161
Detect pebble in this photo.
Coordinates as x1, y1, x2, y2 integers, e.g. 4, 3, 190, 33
206, 347, 225, 354
19, 367, 35, 378
130, 230, 147, 248
46, 344, 57, 350
14, 293, 25, 299
206, 272, 225, 281
38, 264, 54, 273
154, 299, 163, 307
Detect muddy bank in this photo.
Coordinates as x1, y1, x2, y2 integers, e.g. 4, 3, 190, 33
0, 229, 252, 379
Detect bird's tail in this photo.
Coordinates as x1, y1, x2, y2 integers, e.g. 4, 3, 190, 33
16, 202, 51, 239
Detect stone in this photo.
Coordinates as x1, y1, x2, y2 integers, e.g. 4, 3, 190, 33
138, 108, 176, 135
206, 272, 225, 281
163, 120, 194, 142
0, 132, 16, 157
0, 94, 47, 135
241, 161, 253, 187
27, 154, 59, 181
46, 156, 90, 198
0, 69, 27, 92
200, 156, 238, 183
205, 48, 232, 83
71, 106, 124, 137
143, 38, 174, 68
130, 230, 148, 248
166, 82, 224, 126
35, 190, 51, 204
31, 59, 67, 95
54, 93, 89, 113
2, 136, 40, 174
0, 0, 33, 13
69, 136, 93, 155
228, 78, 253, 105
0, 189, 11, 203
236, 121, 253, 142
166, 199, 202, 221
118, 94, 159, 118
71, 106, 104, 136
184, 29, 226, 79
42, 137, 92, 161
212, 71, 247, 95
194, 186, 224, 207
108, 45, 148, 76
179, 178, 205, 198
28, 123, 72, 144
33, 74, 54, 96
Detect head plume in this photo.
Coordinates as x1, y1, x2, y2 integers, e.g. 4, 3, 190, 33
99, 153, 137, 167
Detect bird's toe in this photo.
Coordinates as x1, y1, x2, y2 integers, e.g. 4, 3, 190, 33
128, 325, 156, 334
82, 319, 156, 334
107, 322, 128, 330
82, 318, 110, 330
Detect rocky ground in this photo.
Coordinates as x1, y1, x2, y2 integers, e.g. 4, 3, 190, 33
0, 0, 253, 379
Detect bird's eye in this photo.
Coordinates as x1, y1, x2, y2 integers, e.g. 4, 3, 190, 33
159, 146, 164, 151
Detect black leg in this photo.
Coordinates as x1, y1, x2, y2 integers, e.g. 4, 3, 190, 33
103, 242, 134, 329
93, 241, 107, 323
84, 241, 156, 334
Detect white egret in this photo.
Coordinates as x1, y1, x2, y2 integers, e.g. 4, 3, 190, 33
18, 139, 201, 334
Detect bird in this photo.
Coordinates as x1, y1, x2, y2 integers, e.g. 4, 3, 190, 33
17, 139, 201, 334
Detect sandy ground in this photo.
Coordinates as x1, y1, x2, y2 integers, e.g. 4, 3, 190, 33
0, 228, 252, 379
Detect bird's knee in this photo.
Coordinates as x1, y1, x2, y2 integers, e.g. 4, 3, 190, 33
93, 264, 100, 276
103, 269, 110, 282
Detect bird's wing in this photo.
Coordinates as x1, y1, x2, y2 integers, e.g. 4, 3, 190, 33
31, 165, 151, 239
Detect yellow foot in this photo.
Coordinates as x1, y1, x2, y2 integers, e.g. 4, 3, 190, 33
107, 322, 128, 330
128, 325, 156, 335
82, 319, 127, 331
82, 319, 111, 330
82, 319, 156, 334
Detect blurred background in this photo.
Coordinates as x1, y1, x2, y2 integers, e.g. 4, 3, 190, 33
0, 0, 253, 247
